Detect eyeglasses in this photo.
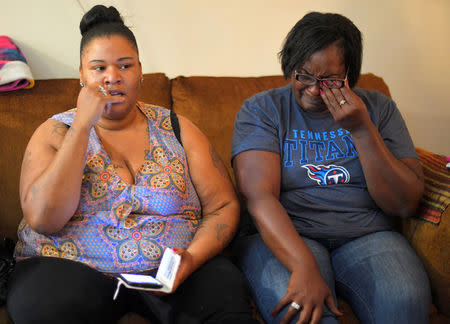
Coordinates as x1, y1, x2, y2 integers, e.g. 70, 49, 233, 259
294, 69, 348, 89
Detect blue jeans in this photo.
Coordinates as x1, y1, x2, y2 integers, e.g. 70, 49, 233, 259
233, 231, 431, 324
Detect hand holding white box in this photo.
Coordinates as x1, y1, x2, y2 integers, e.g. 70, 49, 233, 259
113, 248, 181, 299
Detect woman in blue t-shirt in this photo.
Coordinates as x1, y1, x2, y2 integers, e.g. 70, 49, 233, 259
232, 12, 430, 324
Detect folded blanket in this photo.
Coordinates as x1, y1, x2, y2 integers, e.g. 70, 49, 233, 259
416, 148, 450, 225
0, 36, 34, 92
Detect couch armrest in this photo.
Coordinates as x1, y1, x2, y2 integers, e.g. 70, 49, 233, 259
400, 148, 450, 317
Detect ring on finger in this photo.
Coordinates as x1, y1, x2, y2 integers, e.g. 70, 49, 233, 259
290, 301, 301, 310
99, 85, 108, 97
339, 99, 346, 106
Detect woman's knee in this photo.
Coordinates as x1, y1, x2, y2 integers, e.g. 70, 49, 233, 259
234, 235, 334, 292
172, 256, 257, 323
195, 256, 249, 295
333, 231, 431, 322
233, 235, 290, 298
233, 235, 337, 323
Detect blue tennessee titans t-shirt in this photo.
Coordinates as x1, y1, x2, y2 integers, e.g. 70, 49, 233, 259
231, 84, 418, 239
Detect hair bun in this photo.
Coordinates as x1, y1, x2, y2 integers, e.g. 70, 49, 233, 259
80, 5, 123, 36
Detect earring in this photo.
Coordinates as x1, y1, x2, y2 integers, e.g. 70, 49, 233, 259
140, 77, 144, 83
80, 81, 84, 87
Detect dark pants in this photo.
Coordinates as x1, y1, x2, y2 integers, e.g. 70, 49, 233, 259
7, 256, 258, 324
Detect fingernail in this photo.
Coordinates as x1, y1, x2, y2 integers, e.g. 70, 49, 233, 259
271, 312, 276, 317
320, 89, 323, 95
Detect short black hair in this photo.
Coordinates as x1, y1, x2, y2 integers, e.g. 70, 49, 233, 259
278, 12, 362, 88
79, 5, 138, 59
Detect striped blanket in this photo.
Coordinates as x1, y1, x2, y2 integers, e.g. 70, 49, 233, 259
416, 148, 450, 225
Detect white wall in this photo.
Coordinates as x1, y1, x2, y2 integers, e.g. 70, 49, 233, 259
1, 0, 449, 155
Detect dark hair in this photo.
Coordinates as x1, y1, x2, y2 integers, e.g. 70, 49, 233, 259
279, 12, 362, 87
79, 5, 138, 58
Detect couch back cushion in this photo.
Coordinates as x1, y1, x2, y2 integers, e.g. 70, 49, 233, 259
0, 73, 171, 239
139, 73, 172, 108
171, 76, 290, 181
171, 73, 391, 182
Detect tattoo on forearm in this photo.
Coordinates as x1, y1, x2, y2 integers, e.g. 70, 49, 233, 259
52, 123, 69, 137
215, 223, 231, 244
209, 144, 230, 179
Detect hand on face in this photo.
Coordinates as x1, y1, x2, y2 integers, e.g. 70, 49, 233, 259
77, 35, 142, 130
75, 81, 125, 130
320, 79, 372, 134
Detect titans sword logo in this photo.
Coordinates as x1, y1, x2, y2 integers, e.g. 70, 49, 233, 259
302, 164, 350, 186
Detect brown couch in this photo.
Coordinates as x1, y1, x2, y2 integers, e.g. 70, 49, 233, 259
0, 73, 448, 324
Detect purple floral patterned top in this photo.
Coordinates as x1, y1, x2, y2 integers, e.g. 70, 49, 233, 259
15, 102, 202, 274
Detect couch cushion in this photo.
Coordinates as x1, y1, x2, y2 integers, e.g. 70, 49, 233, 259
354, 73, 391, 98
0, 73, 170, 240
171, 75, 289, 181
139, 73, 172, 109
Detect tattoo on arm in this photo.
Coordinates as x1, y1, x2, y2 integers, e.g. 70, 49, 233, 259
209, 144, 230, 179
52, 123, 74, 151
52, 123, 69, 137
215, 223, 231, 244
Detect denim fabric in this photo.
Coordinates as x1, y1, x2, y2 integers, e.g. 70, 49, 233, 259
233, 231, 431, 324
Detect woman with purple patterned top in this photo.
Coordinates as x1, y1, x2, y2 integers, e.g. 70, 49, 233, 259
6, 5, 257, 324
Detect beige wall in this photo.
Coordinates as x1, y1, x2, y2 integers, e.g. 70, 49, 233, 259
1, 0, 449, 155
